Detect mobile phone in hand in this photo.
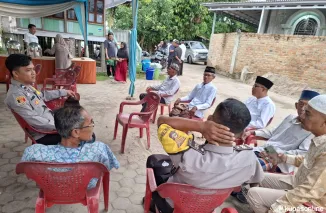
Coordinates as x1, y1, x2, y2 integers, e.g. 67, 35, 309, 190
264, 146, 277, 154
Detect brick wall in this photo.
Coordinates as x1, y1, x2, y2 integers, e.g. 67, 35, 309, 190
208, 33, 326, 89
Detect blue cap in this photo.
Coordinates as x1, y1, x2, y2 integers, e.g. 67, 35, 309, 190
299, 90, 320, 100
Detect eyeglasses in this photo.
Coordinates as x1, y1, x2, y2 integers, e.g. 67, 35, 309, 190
77, 120, 95, 129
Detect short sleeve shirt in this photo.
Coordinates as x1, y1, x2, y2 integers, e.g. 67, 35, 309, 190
105, 39, 117, 58
24, 33, 39, 44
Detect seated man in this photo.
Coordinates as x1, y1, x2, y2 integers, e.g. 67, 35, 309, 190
247, 90, 319, 173
245, 76, 275, 129
247, 95, 326, 213
4, 54, 75, 145
151, 98, 264, 212
139, 63, 180, 111
172, 66, 217, 119
21, 105, 119, 188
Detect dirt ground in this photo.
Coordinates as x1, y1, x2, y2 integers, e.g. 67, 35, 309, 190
0, 63, 300, 213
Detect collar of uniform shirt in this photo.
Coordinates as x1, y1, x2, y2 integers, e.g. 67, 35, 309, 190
11, 79, 21, 86
204, 143, 234, 154
312, 134, 326, 147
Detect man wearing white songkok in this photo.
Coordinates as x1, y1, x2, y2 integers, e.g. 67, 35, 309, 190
247, 94, 326, 213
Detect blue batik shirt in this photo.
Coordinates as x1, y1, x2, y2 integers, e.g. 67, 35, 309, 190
21, 141, 120, 188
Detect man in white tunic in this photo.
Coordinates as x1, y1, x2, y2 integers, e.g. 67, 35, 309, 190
172, 66, 217, 119
245, 76, 275, 129
246, 90, 319, 173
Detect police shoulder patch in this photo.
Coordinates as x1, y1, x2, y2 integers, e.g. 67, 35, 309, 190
16, 96, 27, 105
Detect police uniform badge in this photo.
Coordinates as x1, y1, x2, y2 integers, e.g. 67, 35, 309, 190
35, 100, 40, 105
16, 96, 26, 105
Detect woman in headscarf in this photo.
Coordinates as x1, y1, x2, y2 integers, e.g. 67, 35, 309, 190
114, 42, 128, 83
45, 34, 73, 69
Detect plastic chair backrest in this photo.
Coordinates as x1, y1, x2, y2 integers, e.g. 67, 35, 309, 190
140, 92, 160, 121
73, 66, 82, 78
64, 70, 77, 84
157, 183, 234, 213
34, 64, 42, 75
16, 162, 108, 204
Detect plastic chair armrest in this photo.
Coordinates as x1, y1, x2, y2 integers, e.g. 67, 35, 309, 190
43, 78, 56, 90
128, 112, 152, 124
147, 168, 158, 192
87, 176, 102, 197
221, 207, 239, 213
119, 101, 143, 113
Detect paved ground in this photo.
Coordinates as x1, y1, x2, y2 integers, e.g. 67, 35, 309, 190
0, 63, 298, 213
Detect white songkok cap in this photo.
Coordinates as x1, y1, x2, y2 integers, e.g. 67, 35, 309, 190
308, 94, 326, 115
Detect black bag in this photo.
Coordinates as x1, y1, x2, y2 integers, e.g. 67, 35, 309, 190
146, 154, 174, 186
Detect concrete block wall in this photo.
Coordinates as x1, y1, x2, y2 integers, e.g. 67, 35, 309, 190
208, 33, 326, 89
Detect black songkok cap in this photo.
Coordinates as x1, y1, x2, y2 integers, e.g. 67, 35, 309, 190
255, 76, 274, 89
204, 66, 216, 74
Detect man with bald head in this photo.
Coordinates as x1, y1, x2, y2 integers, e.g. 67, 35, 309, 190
247, 95, 326, 213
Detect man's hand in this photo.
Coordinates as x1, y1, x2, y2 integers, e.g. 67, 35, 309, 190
66, 90, 76, 98
201, 120, 235, 145
242, 130, 254, 140
260, 151, 287, 165
189, 106, 197, 116
174, 98, 181, 106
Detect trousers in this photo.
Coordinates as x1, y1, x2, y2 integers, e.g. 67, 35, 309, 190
247, 173, 293, 213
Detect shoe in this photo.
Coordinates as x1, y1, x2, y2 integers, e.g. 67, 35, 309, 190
234, 191, 248, 204
109, 76, 113, 79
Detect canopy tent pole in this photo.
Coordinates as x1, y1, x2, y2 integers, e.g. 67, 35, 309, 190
211, 12, 216, 35
128, 0, 139, 97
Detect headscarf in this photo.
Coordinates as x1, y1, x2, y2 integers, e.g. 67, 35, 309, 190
117, 42, 128, 59
55, 34, 67, 46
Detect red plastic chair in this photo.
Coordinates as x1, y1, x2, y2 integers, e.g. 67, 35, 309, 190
10, 110, 57, 144
16, 162, 110, 213
235, 117, 273, 146
152, 89, 180, 123
5, 64, 42, 92
45, 93, 80, 111
144, 168, 238, 213
43, 63, 80, 92
113, 92, 160, 154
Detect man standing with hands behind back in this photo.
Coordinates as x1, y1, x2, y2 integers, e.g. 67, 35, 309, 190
104, 32, 118, 78
179, 40, 186, 76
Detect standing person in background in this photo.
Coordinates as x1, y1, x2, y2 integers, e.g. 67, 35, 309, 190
44, 34, 73, 69
179, 40, 186, 76
167, 40, 176, 68
115, 42, 129, 83
172, 40, 182, 68
104, 32, 118, 78
24, 24, 39, 47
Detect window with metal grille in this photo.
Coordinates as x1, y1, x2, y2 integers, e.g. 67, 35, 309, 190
294, 18, 318, 36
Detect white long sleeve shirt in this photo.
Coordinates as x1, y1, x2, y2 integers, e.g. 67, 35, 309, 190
245, 96, 275, 129
180, 82, 217, 118
150, 75, 180, 104
253, 114, 314, 173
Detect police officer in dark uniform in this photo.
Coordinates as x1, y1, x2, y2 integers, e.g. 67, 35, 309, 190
4, 54, 76, 145
147, 98, 264, 212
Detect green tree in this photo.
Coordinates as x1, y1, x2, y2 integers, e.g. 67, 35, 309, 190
109, 0, 256, 51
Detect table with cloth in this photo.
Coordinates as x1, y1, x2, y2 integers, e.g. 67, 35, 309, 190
0, 55, 96, 84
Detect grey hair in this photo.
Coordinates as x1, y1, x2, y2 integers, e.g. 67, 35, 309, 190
54, 106, 85, 138
170, 63, 180, 73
